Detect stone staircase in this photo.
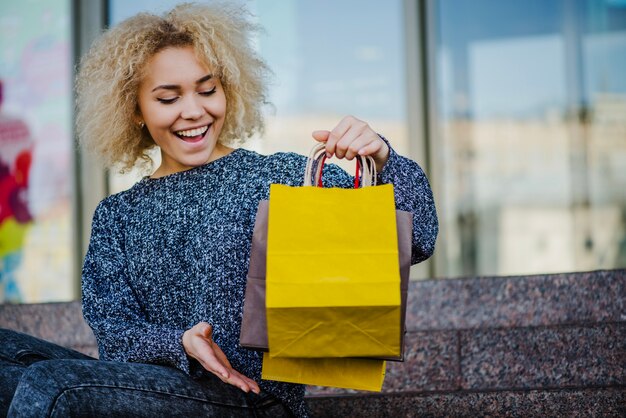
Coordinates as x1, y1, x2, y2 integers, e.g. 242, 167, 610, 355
1, 269, 624, 417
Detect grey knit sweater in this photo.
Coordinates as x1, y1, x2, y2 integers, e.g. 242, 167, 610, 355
81, 144, 438, 417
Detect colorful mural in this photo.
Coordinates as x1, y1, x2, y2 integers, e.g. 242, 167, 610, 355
0, 0, 73, 302
0, 85, 33, 301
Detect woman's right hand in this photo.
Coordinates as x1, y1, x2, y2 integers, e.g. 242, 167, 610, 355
182, 322, 260, 394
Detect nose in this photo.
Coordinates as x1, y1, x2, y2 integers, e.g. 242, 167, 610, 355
180, 94, 205, 120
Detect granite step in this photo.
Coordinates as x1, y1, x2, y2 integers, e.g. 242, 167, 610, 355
1, 268, 624, 416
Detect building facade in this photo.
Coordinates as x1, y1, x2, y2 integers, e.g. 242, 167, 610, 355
0, 0, 624, 302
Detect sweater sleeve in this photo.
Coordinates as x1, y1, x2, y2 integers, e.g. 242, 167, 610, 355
377, 136, 439, 264
81, 198, 192, 374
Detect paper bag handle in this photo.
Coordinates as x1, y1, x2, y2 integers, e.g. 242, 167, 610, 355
304, 143, 377, 188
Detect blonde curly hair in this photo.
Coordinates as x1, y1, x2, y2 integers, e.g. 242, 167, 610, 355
76, 2, 270, 171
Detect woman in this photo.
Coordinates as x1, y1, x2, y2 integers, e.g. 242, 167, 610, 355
0, 3, 438, 417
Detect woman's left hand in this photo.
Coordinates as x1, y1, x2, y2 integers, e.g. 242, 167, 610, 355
182, 322, 260, 394
312, 115, 390, 172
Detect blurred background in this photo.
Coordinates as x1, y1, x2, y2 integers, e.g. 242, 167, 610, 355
0, 0, 624, 303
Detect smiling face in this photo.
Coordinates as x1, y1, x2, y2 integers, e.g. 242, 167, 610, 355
137, 46, 228, 177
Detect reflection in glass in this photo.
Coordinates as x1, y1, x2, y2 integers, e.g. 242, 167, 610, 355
251, 0, 408, 166
432, 0, 626, 276
0, 0, 74, 302
107, 0, 408, 189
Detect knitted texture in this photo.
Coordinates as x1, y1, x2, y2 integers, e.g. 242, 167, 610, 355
81, 145, 438, 417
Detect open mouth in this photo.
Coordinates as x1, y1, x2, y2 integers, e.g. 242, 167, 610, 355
174, 125, 210, 142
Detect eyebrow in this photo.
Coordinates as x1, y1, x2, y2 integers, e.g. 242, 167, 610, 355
151, 74, 214, 93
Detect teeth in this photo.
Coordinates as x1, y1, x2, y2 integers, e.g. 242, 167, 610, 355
176, 125, 209, 137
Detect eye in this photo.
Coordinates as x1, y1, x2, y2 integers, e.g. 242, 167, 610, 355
199, 87, 217, 97
157, 97, 179, 104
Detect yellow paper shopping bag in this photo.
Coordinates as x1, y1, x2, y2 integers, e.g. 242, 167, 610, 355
261, 353, 386, 392
265, 183, 402, 359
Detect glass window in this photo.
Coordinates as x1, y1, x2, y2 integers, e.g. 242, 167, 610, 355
0, 0, 74, 302
430, 0, 626, 276
250, 0, 408, 163
107, 0, 408, 189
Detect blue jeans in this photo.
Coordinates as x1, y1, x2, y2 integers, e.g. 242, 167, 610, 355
0, 329, 294, 417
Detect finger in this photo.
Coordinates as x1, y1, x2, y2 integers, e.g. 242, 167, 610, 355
211, 341, 234, 369
200, 362, 248, 392
193, 331, 231, 379
196, 344, 230, 379
357, 139, 385, 157
206, 344, 259, 393
210, 366, 255, 394
360, 138, 390, 171
311, 130, 330, 143
243, 379, 260, 395
224, 370, 254, 393
238, 372, 261, 394
332, 116, 371, 159
200, 323, 213, 339
325, 116, 353, 157
229, 369, 260, 394
336, 130, 368, 160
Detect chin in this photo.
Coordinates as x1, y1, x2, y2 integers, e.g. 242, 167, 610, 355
185, 151, 214, 167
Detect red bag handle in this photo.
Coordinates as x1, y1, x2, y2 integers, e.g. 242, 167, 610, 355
304, 143, 376, 188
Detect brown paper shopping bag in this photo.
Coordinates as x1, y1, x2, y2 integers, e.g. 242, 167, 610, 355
239, 144, 410, 390
239, 201, 413, 361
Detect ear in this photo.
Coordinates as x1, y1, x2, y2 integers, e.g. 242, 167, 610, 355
134, 106, 144, 128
